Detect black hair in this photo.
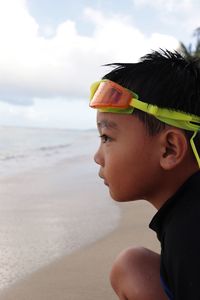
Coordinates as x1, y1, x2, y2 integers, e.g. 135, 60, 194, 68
102, 49, 200, 136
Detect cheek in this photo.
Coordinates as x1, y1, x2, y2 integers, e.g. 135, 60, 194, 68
104, 151, 143, 200
104, 143, 158, 201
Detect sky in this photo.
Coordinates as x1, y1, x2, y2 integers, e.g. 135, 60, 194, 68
0, 0, 199, 129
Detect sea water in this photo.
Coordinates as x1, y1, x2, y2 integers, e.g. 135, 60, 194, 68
0, 126, 120, 290
0, 126, 97, 178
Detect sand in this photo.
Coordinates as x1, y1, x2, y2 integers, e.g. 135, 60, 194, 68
0, 157, 160, 300
0, 202, 160, 300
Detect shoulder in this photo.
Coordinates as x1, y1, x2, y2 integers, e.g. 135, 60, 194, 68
163, 197, 200, 257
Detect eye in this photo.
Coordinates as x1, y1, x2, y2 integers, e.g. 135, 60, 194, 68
99, 134, 112, 143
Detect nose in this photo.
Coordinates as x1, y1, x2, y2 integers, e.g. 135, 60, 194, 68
94, 147, 104, 166
94, 150, 100, 165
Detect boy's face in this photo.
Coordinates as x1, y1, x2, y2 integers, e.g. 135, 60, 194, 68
94, 111, 162, 202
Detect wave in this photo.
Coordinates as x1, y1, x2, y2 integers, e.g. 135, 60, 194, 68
37, 143, 70, 152
0, 153, 26, 161
0, 144, 71, 162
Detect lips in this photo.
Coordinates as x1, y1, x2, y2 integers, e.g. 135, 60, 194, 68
104, 180, 109, 186
98, 171, 104, 179
98, 172, 109, 186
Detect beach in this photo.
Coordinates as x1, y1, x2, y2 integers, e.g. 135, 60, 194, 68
0, 127, 160, 299
0, 160, 160, 300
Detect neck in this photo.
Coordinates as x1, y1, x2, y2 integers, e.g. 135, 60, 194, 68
148, 163, 199, 210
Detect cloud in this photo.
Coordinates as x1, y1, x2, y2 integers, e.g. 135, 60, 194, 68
0, 0, 179, 108
132, 0, 200, 36
133, 0, 191, 11
84, 8, 178, 60
0, 98, 96, 129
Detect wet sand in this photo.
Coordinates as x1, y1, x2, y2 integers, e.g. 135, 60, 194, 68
0, 200, 159, 300
0, 154, 160, 300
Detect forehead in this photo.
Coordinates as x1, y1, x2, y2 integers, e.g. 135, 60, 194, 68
96, 111, 144, 133
97, 117, 118, 130
97, 112, 121, 130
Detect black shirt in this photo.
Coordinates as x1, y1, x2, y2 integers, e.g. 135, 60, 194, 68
149, 171, 200, 300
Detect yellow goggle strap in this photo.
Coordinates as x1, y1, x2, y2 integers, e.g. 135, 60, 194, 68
190, 131, 200, 168
133, 99, 200, 167
132, 99, 200, 132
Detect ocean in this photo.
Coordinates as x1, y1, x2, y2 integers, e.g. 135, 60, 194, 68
0, 126, 120, 290
0, 126, 97, 178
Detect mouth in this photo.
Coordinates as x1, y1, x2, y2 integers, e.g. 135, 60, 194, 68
99, 173, 109, 186
104, 180, 109, 186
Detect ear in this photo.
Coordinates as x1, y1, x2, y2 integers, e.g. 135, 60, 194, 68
160, 129, 188, 170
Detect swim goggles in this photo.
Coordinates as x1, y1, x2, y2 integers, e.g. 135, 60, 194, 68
89, 79, 200, 167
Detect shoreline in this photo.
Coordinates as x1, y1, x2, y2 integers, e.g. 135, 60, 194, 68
0, 155, 120, 293
0, 201, 160, 300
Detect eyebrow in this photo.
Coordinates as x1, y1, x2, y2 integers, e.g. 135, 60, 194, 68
97, 119, 118, 130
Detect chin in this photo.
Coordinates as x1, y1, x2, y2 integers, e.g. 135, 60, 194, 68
109, 190, 142, 202
109, 192, 133, 202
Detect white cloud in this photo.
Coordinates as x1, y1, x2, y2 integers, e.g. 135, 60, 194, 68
0, 98, 96, 129
0, 0, 182, 128
0, 1, 179, 105
85, 8, 178, 62
132, 0, 200, 36
133, 0, 191, 11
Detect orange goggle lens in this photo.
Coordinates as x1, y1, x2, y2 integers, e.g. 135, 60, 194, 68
90, 80, 137, 109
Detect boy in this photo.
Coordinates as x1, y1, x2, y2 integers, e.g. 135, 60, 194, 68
89, 50, 200, 300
